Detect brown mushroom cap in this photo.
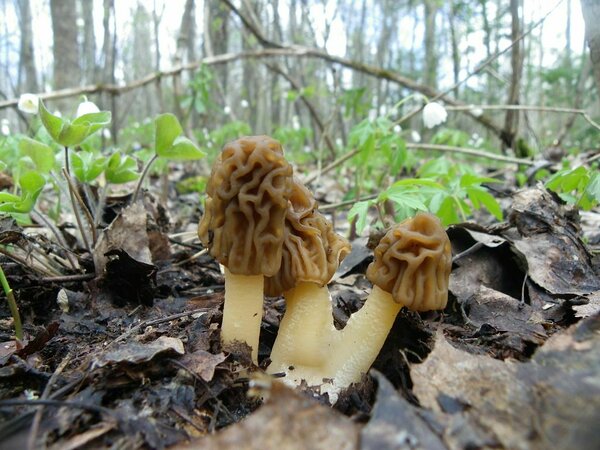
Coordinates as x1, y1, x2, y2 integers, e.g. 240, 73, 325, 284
366, 212, 451, 311
264, 179, 351, 296
198, 136, 293, 277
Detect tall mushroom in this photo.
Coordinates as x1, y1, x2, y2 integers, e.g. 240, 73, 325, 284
198, 136, 293, 363
326, 212, 452, 396
265, 179, 350, 381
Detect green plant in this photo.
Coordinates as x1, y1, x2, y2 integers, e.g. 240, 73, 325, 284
348, 157, 503, 232
545, 165, 600, 210
0, 264, 21, 341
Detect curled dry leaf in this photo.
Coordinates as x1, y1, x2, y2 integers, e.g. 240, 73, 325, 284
96, 336, 184, 367
178, 350, 226, 382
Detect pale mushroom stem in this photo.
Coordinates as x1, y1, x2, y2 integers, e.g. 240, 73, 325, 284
326, 285, 403, 390
268, 282, 335, 374
221, 268, 264, 363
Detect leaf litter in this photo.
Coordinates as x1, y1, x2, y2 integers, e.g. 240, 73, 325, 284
0, 186, 598, 449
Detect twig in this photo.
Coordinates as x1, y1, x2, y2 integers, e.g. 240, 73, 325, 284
132, 154, 159, 204
40, 273, 95, 283
62, 168, 95, 252
0, 399, 117, 418
27, 354, 72, 450
405, 143, 535, 166
31, 209, 79, 271
0, 246, 58, 277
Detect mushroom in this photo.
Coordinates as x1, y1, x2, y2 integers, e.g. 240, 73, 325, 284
198, 136, 293, 363
265, 179, 350, 381
325, 212, 452, 396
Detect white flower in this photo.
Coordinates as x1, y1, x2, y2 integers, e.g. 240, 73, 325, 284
411, 130, 421, 143
292, 115, 300, 130
102, 128, 111, 139
240, 99, 249, 108
53, 110, 62, 118
223, 105, 231, 115
469, 105, 483, 117
76, 99, 100, 117
18, 93, 39, 114
422, 102, 448, 129
1, 119, 9, 136
393, 124, 402, 133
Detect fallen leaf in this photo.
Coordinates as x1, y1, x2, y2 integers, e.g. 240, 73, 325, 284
361, 371, 446, 450
170, 382, 359, 450
178, 350, 226, 382
97, 336, 184, 367
572, 291, 600, 318
411, 321, 600, 450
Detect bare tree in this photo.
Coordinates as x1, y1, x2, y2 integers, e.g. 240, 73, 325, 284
581, 0, 600, 94
81, 0, 96, 85
50, 0, 80, 110
17, 0, 38, 93
503, 0, 524, 154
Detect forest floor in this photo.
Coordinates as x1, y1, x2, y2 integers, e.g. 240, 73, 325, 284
0, 166, 599, 450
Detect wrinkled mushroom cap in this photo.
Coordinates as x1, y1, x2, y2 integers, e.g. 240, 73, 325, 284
265, 179, 351, 296
198, 136, 293, 276
366, 212, 451, 311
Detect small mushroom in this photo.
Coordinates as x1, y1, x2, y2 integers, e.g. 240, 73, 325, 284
265, 180, 350, 379
326, 212, 452, 396
198, 136, 293, 363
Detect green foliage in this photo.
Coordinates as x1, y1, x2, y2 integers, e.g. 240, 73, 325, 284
340, 87, 369, 118
181, 65, 214, 115
272, 125, 313, 157
71, 151, 107, 183
105, 152, 140, 184
154, 113, 206, 160
545, 165, 600, 210
19, 137, 55, 174
200, 121, 252, 155
0, 171, 45, 215
39, 100, 111, 147
348, 157, 503, 233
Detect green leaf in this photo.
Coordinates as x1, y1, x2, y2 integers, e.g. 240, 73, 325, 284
39, 100, 66, 144
155, 113, 183, 154
347, 201, 371, 235
459, 173, 501, 187
466, 186, 503, 220
19, 138, 55, 173
39, 100, 111, 147
0, 171, 45, 213
163, 136, 206, 160
71, 151, 107, 183
105, 152, 139, 184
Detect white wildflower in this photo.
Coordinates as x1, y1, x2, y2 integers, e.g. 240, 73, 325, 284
17, 93, 39, 114
223, 105, 231, 115
1, 119, 9, 136
240, 99, 249, 108
422, 102, 448, 129
411, 130, 421, 143
292, 115, 300, 130
53, 110, 62, 118
469, 105, 484, 117
102, 128, 111, 139
393, 124, 402, 133
76, 99, 100, 117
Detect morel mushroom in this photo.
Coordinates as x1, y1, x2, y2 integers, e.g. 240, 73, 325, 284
265, 179, 350, 380
198, 136, 293, 363
326, 212, 451, 395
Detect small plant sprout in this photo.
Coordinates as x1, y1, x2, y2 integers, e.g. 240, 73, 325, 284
198, 136, 293, 363
423, 101, 448, 129
0, 264, 23, 342
17, 93, 39, 115
132, 113, 205, 202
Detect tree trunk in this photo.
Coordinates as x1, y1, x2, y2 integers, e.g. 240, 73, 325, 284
81, 0, 96, 85
50, 0, 80, 110
503, 0, 524, 154
580, 0, 600, 94
17, 0, 38, 93
448, 0, 461, 97
424, 0, 438, 88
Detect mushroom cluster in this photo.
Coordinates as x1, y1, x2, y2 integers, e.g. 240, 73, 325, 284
199, 135, 452, 401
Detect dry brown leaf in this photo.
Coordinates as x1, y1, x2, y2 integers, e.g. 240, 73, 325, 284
170, 382, 359, 450
96, 336, 184, 367
178, 350, 226, 382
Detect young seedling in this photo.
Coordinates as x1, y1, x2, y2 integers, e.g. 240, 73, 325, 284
0, 264, 22, 341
